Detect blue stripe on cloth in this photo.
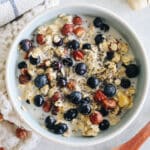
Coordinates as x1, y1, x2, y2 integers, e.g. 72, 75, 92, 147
0, 0, 9, 4
9, 0, 19, 17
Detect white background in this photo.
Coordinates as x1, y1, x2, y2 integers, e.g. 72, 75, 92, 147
36, 0, 150, 149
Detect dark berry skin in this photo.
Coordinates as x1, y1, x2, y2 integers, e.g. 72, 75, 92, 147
82, 43, 91, 50
87, 77, 100, 89
53, 36, 63, 47
75, 63, 87, 75
78, 103, 91, 115
45, 116, 56, 130
99, 119, 110, 130
57, 77, 67, 87
68, 91, 82, 105
80, 97, 90, 105
34, 74, 48, 88
95, 34, 104, 45
104, 84, 116, 97
29, 55, 40, 65
121, 78, 131, 89
100, 23, 110, 32
125, 64, 139, 78
67, 40, 80, 50
93, 17, 103, 27
20, 39, 32, 52
18, 61, 27, 69
64, 108, 78, 121
62, 58, 73, 67
26, 99, 30, 104
106, 51, 114, 60
34, 95, 44, 107
54, 123, 68, 134
51, 61, 62, 71
99, 107, 109, 117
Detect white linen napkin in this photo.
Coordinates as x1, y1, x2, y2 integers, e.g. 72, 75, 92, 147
0, 0, 46, 27
0, 0, 59, 149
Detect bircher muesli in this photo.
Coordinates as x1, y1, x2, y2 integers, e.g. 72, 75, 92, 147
17, 14, 139, 137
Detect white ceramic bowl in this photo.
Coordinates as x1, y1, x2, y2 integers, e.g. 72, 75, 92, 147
6, 4, 149, 146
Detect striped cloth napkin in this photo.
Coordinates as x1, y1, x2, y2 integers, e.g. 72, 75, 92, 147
0, 0, 149, 27
0, 0, 45, 26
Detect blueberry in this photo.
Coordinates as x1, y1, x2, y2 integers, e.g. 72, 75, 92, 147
26, 99, 30, 104
64, 108, 78, 121
125, 64, 139, 78
99, 119, 110, 130
45, 116, 56, 130
80, 97, 91, 105
18, 61, 27, 69
100, 23, 110, 32
57, 77, 67, 87
121, 78, 131, 89
87, 77, 100, 89
34, 74, 48, 88
29, 55, 40, 65
75, 63, 87, 75
106, 51, 114, 60
34, 95, 44, 107
95, 34, 104, 45
20, 39, 32, 52
62, 58, 73, 67
67, 40, 80, 50
93, 17, 103, 27
82, 43, 91, 50
68, 91, 82, 105
78, 103, 91, 115
54, 123, 68, 134
53, 35, 63, 46
99, 107, 109, 117
104, 84, 116, 97
51, 61, 62, 71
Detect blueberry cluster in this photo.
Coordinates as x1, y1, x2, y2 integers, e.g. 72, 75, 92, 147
45, 116, 68, 134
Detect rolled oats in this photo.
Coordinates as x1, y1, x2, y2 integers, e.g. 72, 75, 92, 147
17, 14, 139, 137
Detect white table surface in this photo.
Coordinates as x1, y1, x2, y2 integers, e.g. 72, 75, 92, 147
36, 0, 150, 149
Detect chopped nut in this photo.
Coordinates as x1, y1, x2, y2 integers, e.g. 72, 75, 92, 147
89, 111, 103, 125
44, 59, 51, 67
19, 74, 31, 84
16, 128, 29, 140
73, 27, 85, 37
0, 113, 3, 122
20, 68, 28, 75
42, 101, 51, 112
67, 79, 76, 90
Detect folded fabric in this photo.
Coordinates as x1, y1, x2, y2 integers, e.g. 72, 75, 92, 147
0, 0, 59, 149
0, 0, 45, 27
128, 0, 150, 10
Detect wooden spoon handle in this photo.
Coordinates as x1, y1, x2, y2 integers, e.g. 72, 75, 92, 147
114, 122, 150, 150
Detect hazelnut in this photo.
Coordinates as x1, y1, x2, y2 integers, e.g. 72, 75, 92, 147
16, 128, 29, 140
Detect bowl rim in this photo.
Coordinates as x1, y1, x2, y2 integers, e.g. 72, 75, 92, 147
6, 3, 150, 147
